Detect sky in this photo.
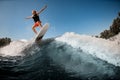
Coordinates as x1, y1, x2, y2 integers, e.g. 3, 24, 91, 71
0, 0, 120, 40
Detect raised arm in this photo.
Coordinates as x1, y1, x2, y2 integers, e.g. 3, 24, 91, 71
37, 5, 47, 14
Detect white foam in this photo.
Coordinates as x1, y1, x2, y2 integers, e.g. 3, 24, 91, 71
20, 39, 28, 42
55, 32, 120, 66
0, 40, 28, 57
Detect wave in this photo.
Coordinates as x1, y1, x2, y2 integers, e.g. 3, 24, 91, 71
0, 32, 120, 80
56, 32, 120, 67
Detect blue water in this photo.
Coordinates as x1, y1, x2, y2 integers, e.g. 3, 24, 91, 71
0, 38, 120, 80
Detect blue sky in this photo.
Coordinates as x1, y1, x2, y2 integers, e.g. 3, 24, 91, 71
0, 0, 120, 40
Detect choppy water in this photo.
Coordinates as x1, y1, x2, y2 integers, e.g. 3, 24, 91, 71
0, 32, 120, 80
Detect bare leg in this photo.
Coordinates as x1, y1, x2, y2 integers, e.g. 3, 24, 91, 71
32, 26, 37, 34
39, 23, 43, 29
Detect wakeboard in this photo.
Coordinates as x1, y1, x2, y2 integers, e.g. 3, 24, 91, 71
35, 23, 49, 42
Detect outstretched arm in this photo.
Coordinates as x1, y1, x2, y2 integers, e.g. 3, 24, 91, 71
25, 16, 33, 19
37, 5, 47, 14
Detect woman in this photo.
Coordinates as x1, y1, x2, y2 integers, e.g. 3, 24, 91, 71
26, 5, 47, 34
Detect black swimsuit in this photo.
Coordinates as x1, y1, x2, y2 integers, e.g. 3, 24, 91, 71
32, 14, 40, 22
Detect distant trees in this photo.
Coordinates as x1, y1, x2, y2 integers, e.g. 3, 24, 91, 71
0, 37, 11, 47
100, 12, 120, 39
